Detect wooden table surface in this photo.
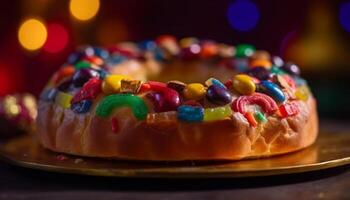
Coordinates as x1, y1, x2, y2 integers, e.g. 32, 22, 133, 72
0, 120, 350, 200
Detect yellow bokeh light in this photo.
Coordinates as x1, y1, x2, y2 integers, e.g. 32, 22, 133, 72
70, 0, 100, 21
18, 18, 47, 51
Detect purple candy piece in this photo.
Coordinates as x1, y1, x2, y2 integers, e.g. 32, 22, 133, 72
72, 69, 100, 87
247, 67, 273, 80
206, 85, 233, 105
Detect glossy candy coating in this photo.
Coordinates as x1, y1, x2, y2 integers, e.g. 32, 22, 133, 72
177, 105, 204, 122
251, 50, 270, 60
72, 78, 102, 104
72, 68, 100, 87
235, 44, 255, 58
246, 67, 272, 81
67, 52, 83, 64
93, 47, 109, 59
57, 79, 73, 92
96, 94, 148, 120
250, 59, 272, 69
295, 86, 310, 101
259, 81, 286, 103
244, 112, 258, 127
200, 41, 219, 58
183, 83, 206, 100
142, 81, 180, 111
74, 61, 91, 70
102, 74, 131, 94
71, 100, 93, 114
272, 56, 284, 67
206, 85, 233, 105
84, 56, 104, 66
205, 78, 226, 89
232, 92, 278, 114
254, 111, 266, 122
203, 105, 232, 121
281, 62, 301, 76
167, 80, 187, 93
179, 37, 199, 48
233, 74, 256, 95
52, 66, 75, 85
138, 40, 157, 51
270, 66, 285, 75
180, 44, 201, 59
146, 92, 165, 112
279, 102, 299, 118
55, 92, 73, 109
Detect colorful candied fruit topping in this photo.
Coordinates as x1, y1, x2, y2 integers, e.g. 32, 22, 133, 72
42, 37, 312, 128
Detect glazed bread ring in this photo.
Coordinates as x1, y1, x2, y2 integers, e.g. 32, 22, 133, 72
36, 36, 318, 161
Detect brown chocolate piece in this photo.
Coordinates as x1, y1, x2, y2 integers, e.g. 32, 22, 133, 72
166, 80, 187, 93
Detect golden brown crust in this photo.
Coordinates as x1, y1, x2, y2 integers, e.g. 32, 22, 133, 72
36, 97, 318, 161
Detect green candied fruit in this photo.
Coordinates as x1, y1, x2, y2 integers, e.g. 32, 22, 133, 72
203, 105, 232, 121
270, 66, 286, 75
96, 94, 149, 120
254, 111, 267, 122
74, 61, 91, 69
235, 44, 256, 58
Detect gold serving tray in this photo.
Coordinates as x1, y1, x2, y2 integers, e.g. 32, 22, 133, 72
0, 131, 350, 178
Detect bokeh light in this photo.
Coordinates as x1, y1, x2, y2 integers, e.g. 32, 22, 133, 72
227, 0, 260, 32
69, 0, 100, 21
0, 67, 12, 96
339, 1, 350, 32
43, 23, 69, 53
18, 18, 47, 51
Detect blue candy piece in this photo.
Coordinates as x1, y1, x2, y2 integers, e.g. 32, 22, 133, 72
97, 69, 109, 80
67, 52, 83, 64
211, 78, 227, 89
177, 105, 204, 122
40, 88, 58, 102
259, 81, 286, 103
71, 100, 93, 114
93, 47, 109, 59
234, 58, 249, 72
153, 46, 165, 60
294, 76, 307, 86
82, 46, 95, 57
106, 54, 127, 65
138, 40, 157, 51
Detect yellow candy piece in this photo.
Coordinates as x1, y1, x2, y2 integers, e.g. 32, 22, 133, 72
55, 92, 73, 109
183, 83, 206, 100
179, 37, 198, 48
204, 105, 232, 121
295, 86, 310, 101
233, 74, 256, 95
102, 74, 131, 94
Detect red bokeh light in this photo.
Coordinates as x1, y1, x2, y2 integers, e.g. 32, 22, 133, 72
43, 23, 69, 53
0, 65, 14, 96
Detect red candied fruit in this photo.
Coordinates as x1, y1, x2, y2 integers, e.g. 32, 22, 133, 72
72, 78, 102, 103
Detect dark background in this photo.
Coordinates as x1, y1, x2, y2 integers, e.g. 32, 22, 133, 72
1, 0, 350, 118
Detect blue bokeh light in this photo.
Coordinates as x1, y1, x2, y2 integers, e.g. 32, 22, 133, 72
339, 2, 350, 32
227, 0, 260, 32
